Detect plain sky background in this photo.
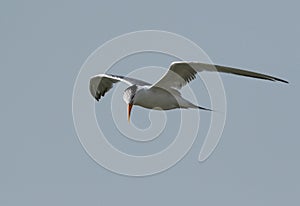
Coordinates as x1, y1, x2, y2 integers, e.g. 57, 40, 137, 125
1, 0, 299, 205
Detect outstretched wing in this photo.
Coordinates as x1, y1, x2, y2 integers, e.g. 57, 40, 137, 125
89, 74, 150, 101
153, 61, 288, 90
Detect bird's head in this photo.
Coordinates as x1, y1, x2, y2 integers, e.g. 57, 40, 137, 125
123, 85, 138, 122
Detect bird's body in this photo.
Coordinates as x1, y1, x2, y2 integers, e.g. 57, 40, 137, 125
132, 86, 199, 110
133, 86, 177, 110
89, 61, 288, 121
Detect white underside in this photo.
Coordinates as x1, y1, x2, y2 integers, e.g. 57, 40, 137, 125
133, 87, 198, 110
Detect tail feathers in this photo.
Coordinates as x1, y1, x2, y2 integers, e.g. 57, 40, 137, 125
197, 106, 212, 111
177, 97, 212, 111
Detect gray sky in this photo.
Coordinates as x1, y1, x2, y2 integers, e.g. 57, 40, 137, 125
1, 0, 299, 205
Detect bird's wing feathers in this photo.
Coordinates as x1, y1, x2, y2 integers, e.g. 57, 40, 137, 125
153, 61, 288, 90
90, 62, 288, 101
89, 74, 150, 101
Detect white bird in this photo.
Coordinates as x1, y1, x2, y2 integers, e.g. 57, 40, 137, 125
89, 62, 288, 121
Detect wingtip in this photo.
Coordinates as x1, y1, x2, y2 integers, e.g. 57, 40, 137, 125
275, 78, 289, 84
197, 106, 213, 111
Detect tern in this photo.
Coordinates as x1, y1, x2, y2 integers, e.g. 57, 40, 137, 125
89, 62, 288, 121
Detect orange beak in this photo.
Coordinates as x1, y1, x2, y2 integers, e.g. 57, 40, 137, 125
127, 104, 133, 122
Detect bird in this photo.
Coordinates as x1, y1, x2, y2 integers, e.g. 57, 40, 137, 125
89, 61, 288, 122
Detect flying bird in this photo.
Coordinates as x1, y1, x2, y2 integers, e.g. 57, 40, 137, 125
89, 62, 288, 121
